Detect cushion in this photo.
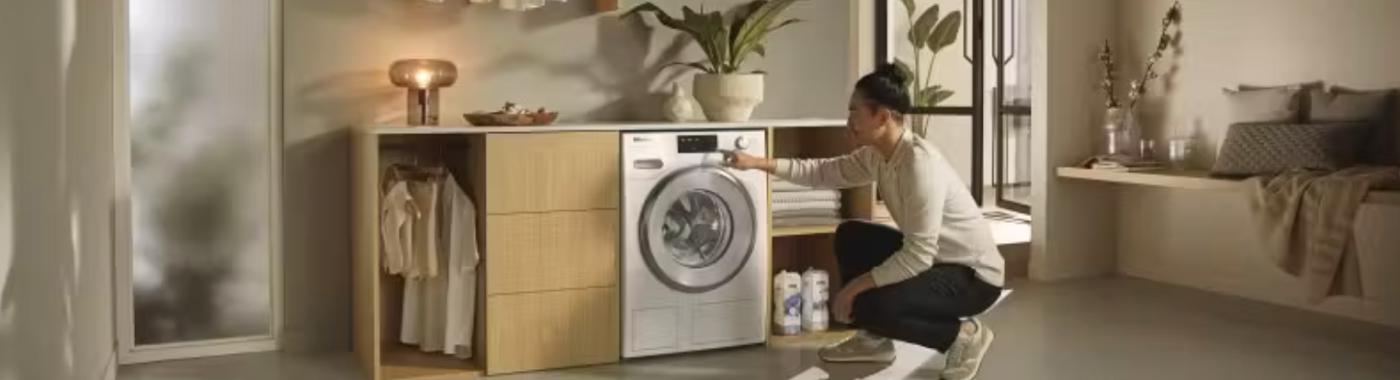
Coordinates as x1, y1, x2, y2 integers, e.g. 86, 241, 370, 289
1223, 87, 1304, 124
1310, 87, 1395, 122
1211, 122, 1371, 178
1314, 86, 1400, 165
1228, 81, 1326, 122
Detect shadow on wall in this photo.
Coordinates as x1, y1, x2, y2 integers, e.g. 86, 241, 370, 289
281, 129, 355, 352
283, 53, 401, 354
486, 14, 691, 121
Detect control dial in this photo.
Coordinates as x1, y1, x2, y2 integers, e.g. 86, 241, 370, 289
734, 136, 751, 150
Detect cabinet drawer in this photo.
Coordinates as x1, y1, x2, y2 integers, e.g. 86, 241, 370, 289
485, 132, 619, 214
486, 288, 619, 374
485, 210, 617, 295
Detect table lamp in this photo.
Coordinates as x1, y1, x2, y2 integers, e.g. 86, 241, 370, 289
389, 59, 458, 126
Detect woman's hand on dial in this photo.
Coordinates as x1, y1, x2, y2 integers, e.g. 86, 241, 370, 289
724, 151, 776, 173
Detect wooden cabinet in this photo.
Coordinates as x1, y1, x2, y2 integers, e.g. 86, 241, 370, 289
486, 288, 620, 375
485, 132, 619, 214
485, 210, 618, 295
354, 130, 621, 379
481, 131, 621, 374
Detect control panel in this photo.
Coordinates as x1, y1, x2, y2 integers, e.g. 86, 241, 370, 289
676, 135, 718, 154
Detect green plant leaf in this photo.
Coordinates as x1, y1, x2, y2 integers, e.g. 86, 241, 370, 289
626, 3, 711, 56
899, 0, 917, 18
729, 1, 766, 52
911, 86, 953, 107
732, 0, 803, 73
681, 6, 729, 74
753, 44, 767, 57
929, 89, 955, 106
767, 18, 802, 33
926, 11, 962, 53
909, 4, 940, 49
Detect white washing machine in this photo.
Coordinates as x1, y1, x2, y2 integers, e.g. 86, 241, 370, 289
621, 129, 769, 358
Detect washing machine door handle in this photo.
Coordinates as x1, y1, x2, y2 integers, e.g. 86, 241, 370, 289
632, 158, 665, 170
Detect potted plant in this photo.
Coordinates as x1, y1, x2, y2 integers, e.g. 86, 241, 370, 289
1098, 1, 1182, 159
624, 0, 804, 122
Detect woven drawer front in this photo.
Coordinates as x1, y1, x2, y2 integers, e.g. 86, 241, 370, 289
1211, 122, 1370, 177
486, 288, 619, 374
486, 210, 617, 295
485, 132, 619, 214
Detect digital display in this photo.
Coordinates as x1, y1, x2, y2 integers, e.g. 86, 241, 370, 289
677, 135, 718, 153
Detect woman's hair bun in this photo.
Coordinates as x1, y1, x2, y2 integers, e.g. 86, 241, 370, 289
873, 63, 910, 88
855, 63, 913, 114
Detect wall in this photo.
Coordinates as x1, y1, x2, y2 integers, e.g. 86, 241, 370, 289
0, 0, 117, 379
1028, 0, 1120, 281
282, 0, 851, 351
1116, 0, 1400, 328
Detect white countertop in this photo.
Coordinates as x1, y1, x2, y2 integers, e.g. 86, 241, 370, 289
361, 119, 847, 135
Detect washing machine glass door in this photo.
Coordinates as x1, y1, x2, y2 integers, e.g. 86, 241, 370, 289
640, 166, 756, 293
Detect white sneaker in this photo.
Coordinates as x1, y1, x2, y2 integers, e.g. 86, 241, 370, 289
818, 330, 896, 363
941, 319, 995, 380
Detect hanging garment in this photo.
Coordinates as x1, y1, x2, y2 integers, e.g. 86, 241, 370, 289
407, 178, 443, 279
380, 181, 416, 275
402, 175, 444, 349
399, 172, 481, 358
441, 173, 480, 358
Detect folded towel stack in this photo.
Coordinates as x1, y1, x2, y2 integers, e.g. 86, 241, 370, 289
772, 180, 843, 228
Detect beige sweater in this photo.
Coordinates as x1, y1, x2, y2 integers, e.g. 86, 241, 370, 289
775, 131, 1006, 287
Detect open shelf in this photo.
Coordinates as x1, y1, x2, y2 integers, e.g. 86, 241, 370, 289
1058, 167, 1400, 205
382, 343, 483, 380
772, 224, 840, 237
768, 327, 857, 347
1057, 167, 1240, 190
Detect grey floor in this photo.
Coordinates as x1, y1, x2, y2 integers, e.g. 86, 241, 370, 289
119, 277, 1400, 380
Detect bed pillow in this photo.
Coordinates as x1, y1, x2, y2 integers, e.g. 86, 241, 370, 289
1228, 81, 1326, 122
1311, 86, 1399, 164
1211, 122, 1371, 178
1223, 87, 1304, 124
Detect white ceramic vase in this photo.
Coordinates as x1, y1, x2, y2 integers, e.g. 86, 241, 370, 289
693, 74, 765, 122
662, 82, 695, 122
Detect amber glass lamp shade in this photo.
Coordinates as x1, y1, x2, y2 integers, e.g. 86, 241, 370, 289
389, 59, 458, 125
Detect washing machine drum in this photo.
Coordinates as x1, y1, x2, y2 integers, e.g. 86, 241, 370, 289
640, 166, 757, 293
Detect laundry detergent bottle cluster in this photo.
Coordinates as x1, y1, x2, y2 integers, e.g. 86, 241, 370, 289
772, 268, 830, 335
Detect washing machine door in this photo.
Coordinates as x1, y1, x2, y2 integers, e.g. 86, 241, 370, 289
639, 166, 757, 293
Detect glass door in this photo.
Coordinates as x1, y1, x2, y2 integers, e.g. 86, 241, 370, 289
878, 0, 986, 203
992, 0, 1033, 214
877, 0, 1032, 213
116, 0, 280, 363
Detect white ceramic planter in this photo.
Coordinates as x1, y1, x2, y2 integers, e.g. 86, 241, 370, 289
693, 74, 765, 122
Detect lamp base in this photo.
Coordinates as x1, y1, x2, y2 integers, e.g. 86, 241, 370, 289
406, 89, 441, 126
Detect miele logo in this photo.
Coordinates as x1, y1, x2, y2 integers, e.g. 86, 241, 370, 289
632, 136, 653, 142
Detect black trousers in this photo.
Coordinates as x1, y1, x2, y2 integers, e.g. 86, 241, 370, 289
835, 221, 1003, 352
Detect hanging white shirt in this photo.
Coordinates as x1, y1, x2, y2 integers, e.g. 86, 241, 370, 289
441, 173, 479, 358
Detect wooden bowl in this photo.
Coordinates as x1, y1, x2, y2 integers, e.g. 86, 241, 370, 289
463, 111, 559, 127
